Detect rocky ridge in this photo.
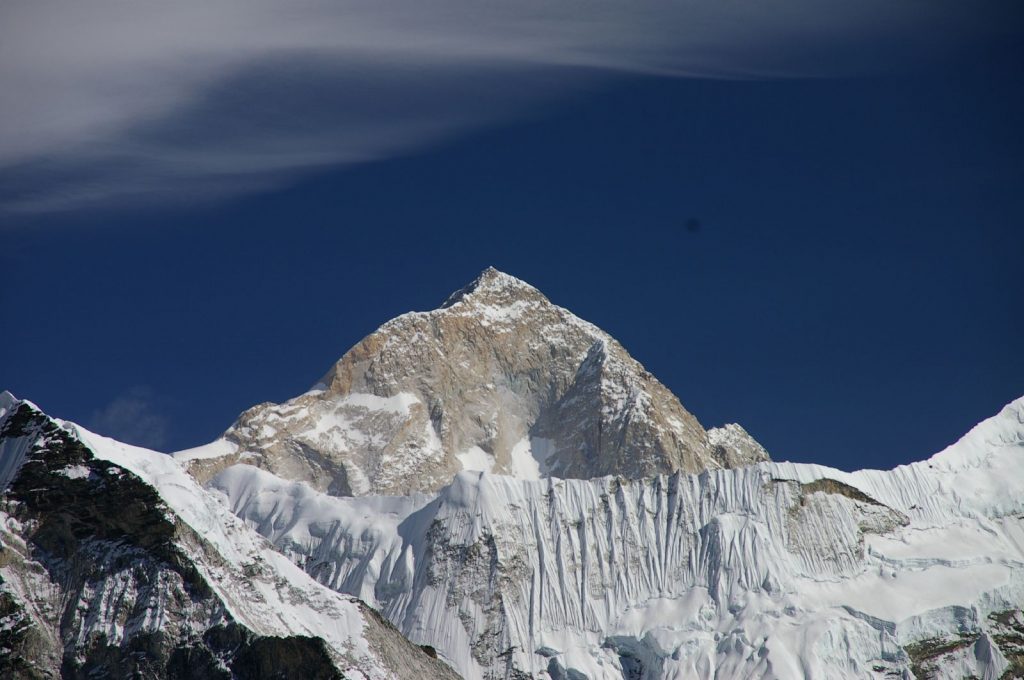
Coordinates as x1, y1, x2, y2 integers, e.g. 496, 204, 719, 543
0, 392, 459, 680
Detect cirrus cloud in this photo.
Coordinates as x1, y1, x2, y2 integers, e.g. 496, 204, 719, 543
0, 0, 1015, 213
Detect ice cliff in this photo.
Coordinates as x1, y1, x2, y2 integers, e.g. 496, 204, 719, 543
209, 397, 1024, 679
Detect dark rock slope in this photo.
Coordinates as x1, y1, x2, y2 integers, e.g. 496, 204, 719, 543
0, 395, 460, 680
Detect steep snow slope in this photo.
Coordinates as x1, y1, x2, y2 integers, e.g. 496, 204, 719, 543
0, 392, 459, 680
180, 267, 768, 496
210, 397, 1024, 679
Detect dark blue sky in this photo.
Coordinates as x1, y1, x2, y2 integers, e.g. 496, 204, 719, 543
2, 39, 1022, 470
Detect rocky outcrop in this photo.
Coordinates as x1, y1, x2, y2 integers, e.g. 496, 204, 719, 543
707, 423, 771, 468
199, 267, 768, 496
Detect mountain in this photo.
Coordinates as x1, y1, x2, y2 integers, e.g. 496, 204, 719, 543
178, 268, 768, 496
2, 268, 1022, 680
0, 393, 459, 680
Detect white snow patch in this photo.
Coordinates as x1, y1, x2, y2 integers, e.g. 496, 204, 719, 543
57, 464, 93, 480
172, 438, 238, 462
799, 561, 1014, 622
456, 445, 494, 473
469, 299, 540, 327
507, 437, 541, 480
342, 392, 419, 414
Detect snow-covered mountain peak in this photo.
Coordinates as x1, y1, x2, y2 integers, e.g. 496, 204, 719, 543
184, 269, 769, 496
440, 266, 547, 310
927, 395, 1024, 471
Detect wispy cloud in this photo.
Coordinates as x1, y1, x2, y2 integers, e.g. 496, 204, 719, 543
0, 0, 1012, 213
89, 386, 169, 450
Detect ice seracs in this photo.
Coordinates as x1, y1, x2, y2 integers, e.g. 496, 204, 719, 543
209, 396, 1024, 679
180, 267, 769, 496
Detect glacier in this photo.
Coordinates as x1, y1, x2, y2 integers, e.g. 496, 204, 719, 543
206, 397, 1024, 679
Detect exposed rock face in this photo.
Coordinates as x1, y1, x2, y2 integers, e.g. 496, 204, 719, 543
0, 394, 461, 680
203, 267, 768, 496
